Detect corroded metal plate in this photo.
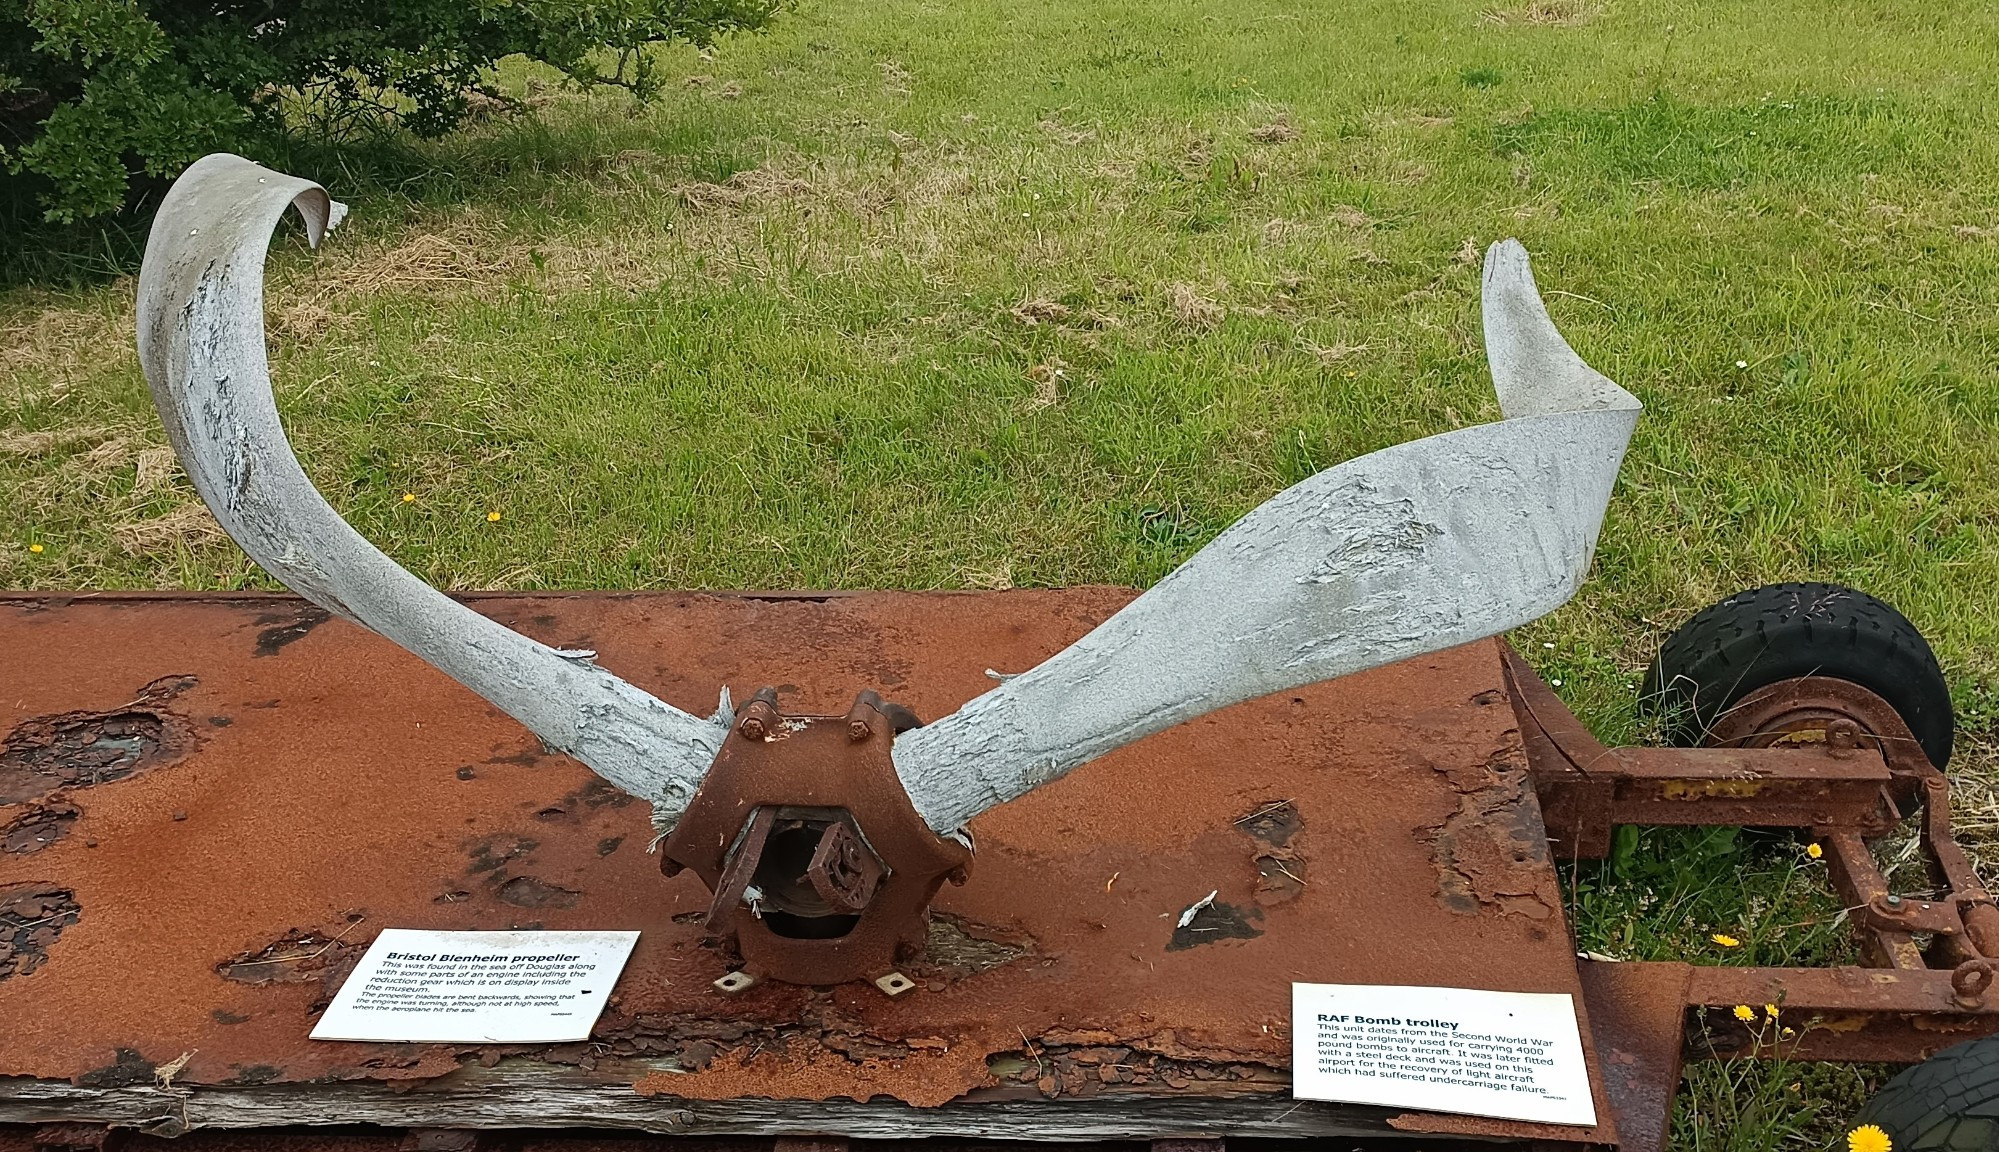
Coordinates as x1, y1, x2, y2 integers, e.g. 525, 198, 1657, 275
0, 590, 1612, 1144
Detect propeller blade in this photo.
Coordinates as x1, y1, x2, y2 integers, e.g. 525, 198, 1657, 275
891, 239, 1639, 832
138, 154, 726, 828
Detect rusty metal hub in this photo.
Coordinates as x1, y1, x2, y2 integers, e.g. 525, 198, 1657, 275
658, 689, 970, 988
1706, 675, 1925, 775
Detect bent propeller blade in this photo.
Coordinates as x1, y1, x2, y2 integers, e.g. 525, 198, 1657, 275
137, 154, 726, 827
892, 239, 1640, 833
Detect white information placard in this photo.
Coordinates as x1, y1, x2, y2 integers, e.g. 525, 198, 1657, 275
1291, 982, 1596, 1127
312, 929, 640, 1044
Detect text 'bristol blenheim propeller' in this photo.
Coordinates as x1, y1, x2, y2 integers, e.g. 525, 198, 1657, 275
137, 153, 1640, 995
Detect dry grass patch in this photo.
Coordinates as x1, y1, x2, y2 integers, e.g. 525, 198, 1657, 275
1010, 298, 1072, 326
1248, 117, 1299, 144
1298, 338, 1371, 366
305, 216, 521, 295
112, 502, 226, 556
259, 152, 1003, 317
877, 59, 913, 95
0, 425, 122, 458
1329, 204, 1374, 231
1950, 737, 1999, 888
0, 295, 137, 393
1025, 358, 1068, 409
1168, 282, 1225, 330
677, 165, 816, 210
1482, 0, 1603, 26
265, 212, 530, 340
1038, 115, 1096, 146
131, 446, 179, 498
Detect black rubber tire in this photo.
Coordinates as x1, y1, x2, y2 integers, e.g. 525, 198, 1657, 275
1851, 1033, 1999, 1149
1641, 582, 1953, 770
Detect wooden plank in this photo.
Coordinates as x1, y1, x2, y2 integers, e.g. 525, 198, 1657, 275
0, 1062, 1405, 1141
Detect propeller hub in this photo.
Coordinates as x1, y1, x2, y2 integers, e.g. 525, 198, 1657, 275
659, 690, 970, 988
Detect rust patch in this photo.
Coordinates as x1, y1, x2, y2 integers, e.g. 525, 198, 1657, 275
497, 876, 582, 909
1237, 799, 1307, 906
217, 922, 366, 1010
1660, 778, 1766, 800
467, 834, 538, 874
135, 673, 199, 703
1422, 749, 1559, 920
252, 607, 330, 657
991, 1032, 1287, 1098
75, 1047, 155, 1088
1236, 799, 1301, 845
535, 778, 636, 821
611, 1014, 902, 1076
0, 708, 187, 804
1, 882, 81, 978
917, 913, 1032, 977
2, 798, 79, 854
624, 1009, 996, 1107
1168, 899, 1263, 950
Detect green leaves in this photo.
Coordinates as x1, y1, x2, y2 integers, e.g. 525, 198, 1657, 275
0, 0, 790, 221
23, 0, 164, 67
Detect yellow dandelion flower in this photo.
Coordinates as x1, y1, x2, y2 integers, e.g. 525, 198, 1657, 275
1711, 933, 1741, 948
1765, 1003, 1780, 1018
402, 492, 416, 503
486, 511, 502, 523
1847, 1123, 1892, 1152
1807, 842, 1824, 859
1732, 1005, 1755, 1021
28, 543, 44, 554
1782, 1026, 1796, 1037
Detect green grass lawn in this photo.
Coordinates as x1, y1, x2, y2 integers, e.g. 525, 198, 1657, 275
7, 0, 1999, 1145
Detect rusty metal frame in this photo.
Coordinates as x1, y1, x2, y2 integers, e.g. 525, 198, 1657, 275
1508, 644, 1999, 1074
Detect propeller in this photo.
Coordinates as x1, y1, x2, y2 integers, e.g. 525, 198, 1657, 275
138, 154, 1638, 843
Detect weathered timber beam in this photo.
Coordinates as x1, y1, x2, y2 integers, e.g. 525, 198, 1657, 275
0, 1068, 1432, 1142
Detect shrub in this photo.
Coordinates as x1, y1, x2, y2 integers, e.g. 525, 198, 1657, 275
0, 0, 787, 222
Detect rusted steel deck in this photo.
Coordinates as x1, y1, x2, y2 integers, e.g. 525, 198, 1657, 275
0, 590, 1616, 1145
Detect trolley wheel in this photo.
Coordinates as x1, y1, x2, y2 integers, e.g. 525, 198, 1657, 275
1849, 1032, 1999, 1150
1640, 582, 1952, 769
